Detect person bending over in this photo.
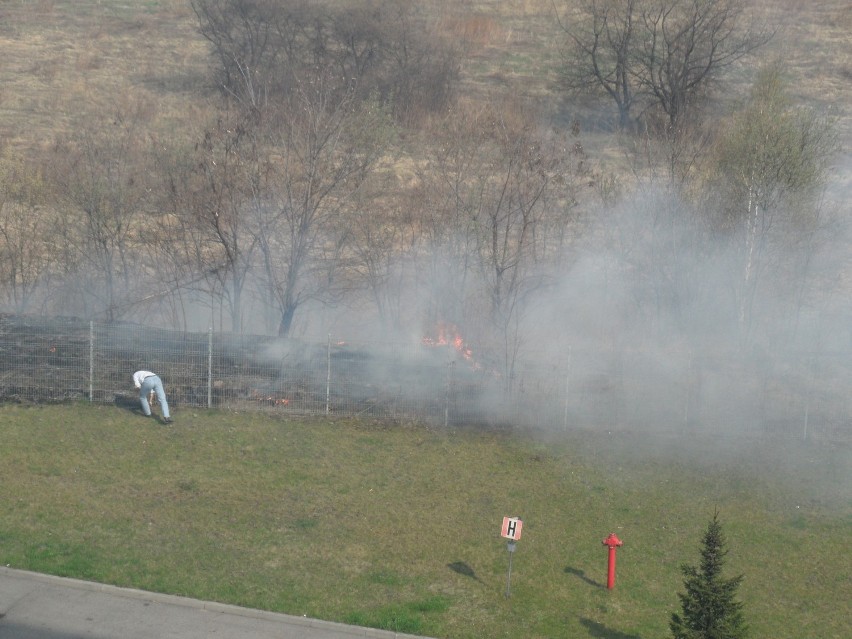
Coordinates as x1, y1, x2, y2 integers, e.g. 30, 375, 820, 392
133, 370, 172, 424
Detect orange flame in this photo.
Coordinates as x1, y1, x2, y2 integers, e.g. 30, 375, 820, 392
422, 322, 475, 362
251, 389, 290, 406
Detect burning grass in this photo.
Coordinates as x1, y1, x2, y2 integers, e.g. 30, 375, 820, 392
0, 403, 848, 638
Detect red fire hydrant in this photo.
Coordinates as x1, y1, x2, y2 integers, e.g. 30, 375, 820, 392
602, 532, 623, 590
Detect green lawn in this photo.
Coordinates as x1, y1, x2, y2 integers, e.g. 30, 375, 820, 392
0, 403, 849, 638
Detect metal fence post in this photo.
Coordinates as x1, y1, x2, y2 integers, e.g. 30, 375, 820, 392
684, 350, 692, 431
207, 326, 213, 409
326, 334, 331, 415
89, 321, 94, 402
803, 355, 813, 441
563, 345, 572, 430
445, 360, 454, 428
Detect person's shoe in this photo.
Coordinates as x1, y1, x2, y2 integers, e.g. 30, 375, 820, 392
164, 417, 173, 424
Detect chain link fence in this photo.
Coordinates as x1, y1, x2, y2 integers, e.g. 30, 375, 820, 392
1, 314, 849, 442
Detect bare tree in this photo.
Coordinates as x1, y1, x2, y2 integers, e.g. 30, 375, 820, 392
191, 0, 458, 124
0, 155, 57, 313
637, 0, 772, 129
181, 110, 265, 333
418, 104, 582, 382
708, 66, 836, 343
346, 180, 422, 335
558, 0, 644, 130
413, 113, 488, 337
190, 0, 313, 102
49, 105, 155, 321
558, 0, 771, 131
149, 128, 228, 331
365, 2, 460, 125
255, 72, 394, 337
601, 179, 712, 341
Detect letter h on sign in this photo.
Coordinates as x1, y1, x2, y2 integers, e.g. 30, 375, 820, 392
501, 516, 523, 541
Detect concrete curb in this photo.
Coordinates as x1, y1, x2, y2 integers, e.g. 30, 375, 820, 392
0, 566, 430, 639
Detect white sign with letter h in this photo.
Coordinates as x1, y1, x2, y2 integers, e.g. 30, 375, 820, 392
501, 516, 523, 541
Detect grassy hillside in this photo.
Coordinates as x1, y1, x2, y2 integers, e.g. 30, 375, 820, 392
0, 0, 206, 154
1, 403, 849, 638
1, 1, 849, 149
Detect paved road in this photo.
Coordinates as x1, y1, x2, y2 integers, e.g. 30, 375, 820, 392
0, 567, 431, 639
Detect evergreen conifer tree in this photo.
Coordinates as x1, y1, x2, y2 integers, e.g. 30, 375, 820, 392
670, 509, 747, 639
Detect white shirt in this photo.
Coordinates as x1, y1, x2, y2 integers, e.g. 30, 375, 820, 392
133, 370, 155, 388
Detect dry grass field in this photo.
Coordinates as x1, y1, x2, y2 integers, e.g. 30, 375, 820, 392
1, 1, 849, 154
752, 0, 851, 192
0, 0, 206, 155
1, 1, 849, 312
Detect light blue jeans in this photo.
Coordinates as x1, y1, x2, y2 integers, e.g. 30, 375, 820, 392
139, 375, 171, 419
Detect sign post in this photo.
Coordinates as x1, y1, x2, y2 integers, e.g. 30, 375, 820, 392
501, 516, 523, 598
